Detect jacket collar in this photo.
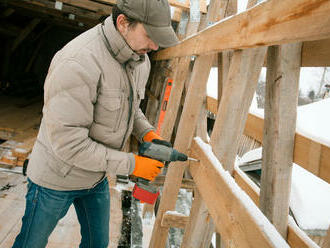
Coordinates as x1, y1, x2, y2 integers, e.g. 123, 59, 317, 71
101, 16, 145, 66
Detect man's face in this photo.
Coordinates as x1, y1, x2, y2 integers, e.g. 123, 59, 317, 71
117, 15, 159, 55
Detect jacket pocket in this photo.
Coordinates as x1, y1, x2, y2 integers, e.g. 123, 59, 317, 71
36, 140, 73, 178
94, 89, 124, 132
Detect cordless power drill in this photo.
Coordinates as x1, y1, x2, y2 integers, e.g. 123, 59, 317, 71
132, 141, 198, 204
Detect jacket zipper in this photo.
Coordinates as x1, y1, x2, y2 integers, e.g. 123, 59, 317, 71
120, 65, 133, 149
100, 23, 135, 150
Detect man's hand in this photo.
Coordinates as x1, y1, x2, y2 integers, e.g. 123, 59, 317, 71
131, 155, 164, 181
143, 131, 172, 147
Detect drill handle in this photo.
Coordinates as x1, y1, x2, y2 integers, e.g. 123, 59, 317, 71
136, 177, 150, 185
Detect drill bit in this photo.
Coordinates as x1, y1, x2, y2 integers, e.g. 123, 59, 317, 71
188, 157, 199, 162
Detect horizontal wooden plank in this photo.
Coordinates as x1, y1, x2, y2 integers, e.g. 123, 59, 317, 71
302, 38, 330, 67
8, 0, 98, 29
161, 212, 189, 229
189, 139, 289, 248
59, 0, 112, 15
168, 0, 207, 13
91, 0, 206, 15
212, 39, 330, 67
151, 175, 196, 189
153, 0, 330, 60
206, 96, 330, 184
232, 167, 319, 248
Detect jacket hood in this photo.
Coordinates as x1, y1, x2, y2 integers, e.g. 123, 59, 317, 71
102, 16, 145, 65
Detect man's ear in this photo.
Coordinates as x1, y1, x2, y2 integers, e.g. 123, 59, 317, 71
116, 14, 128, 34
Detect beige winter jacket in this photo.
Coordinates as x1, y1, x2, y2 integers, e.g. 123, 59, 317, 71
27, 16, 154, 190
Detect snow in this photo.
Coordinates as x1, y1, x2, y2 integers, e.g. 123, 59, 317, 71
165, 210, 187, 217
194, 137, 290, 247
14, 148, 27, 153
206, 67, 218, 99
290, 164, 330, 230
248, 98, 330, 147
288, 217, 319, 248
238, 146, 330, 231
240, 147, 262, 164
296, 98, 330, 147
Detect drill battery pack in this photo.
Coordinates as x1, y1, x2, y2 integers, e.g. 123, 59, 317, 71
132, 181, 159, 205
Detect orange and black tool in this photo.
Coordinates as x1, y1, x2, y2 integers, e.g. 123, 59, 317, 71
156, 78, 173, 135
132, 141, 198, 204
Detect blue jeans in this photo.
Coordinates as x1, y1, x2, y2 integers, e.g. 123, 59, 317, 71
12, 178, 110, 248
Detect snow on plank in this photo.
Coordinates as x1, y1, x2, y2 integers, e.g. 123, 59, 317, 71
189, 137, 289, 248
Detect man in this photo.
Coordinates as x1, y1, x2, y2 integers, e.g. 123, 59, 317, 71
12, 0, 178, 247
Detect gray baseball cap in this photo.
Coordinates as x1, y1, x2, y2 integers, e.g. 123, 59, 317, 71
117, 0, 179, 48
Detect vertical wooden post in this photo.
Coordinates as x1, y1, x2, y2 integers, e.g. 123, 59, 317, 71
218, 0, 237, 105
210, 47, 267, 173
322, 227, 330, 248
259, 43, 302, 238
181, 190, 214, 248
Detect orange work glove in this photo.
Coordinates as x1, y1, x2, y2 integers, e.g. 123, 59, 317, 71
143, 130, 162, 142
143, 131, 172, 147
132, 155, 164, 181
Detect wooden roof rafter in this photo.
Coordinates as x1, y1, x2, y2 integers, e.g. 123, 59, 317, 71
5, 0, 101, 30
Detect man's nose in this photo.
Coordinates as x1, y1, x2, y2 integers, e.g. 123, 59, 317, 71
149, 40, 159, 51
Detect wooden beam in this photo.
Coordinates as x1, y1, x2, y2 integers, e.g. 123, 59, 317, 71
153, 0, 330, 60
168, 0, 207, 13
259, 43, 302, 238
150, 175, 195, 189
210, 47, 266, 173
8, 0, 97, 29
59, 0, 112, 16
11, 18, 41, 52
181, 189, 214, 247
207, 98, 330, 185
161, 212, 189, 229
302, 38, 330, 67
233, 166, 320, 248
322, 227, 330, 248
0, 8, 15, 18
0, 21, 22, 37
189, 139, 290, 247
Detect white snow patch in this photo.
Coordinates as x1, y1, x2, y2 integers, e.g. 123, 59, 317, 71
288, 217, 319, 248
240, 147, 262, 163
194, 137, 289, 247
206, 67, 218, 99
113, 181, 135, 192
296, 98, 330, 147
14, 148, 28, 153
165, 210, 187, 217
290, 164, 330, 230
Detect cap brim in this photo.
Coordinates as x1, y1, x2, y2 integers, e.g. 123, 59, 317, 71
143, 24, 179, 48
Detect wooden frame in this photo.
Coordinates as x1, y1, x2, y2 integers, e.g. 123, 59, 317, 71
153, 0, 330, 60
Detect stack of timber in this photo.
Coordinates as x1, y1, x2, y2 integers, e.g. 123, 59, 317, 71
0, 96, 42, 168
